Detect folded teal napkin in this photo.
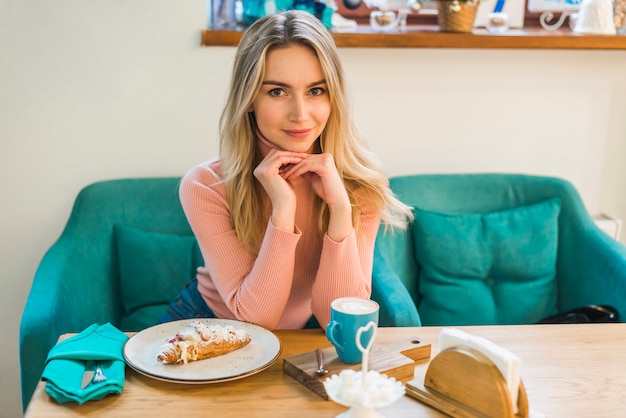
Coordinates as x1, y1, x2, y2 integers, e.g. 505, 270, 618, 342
42, 323, 129, 404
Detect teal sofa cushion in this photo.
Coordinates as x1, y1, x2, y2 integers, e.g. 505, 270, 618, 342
115, 225, 202, 331
412, 197, 561, 325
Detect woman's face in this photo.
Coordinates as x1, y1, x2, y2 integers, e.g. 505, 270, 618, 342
250, 44, 331, 154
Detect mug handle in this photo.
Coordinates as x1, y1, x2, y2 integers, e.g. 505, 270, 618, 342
325, 320, 342, 349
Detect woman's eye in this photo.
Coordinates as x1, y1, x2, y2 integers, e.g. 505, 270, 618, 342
310, 87, 325, 96
268, 88, 284, 97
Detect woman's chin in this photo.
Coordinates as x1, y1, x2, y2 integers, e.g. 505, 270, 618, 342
281, 143, 316, 154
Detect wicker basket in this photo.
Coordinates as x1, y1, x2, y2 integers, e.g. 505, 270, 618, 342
437, 1, 479, 33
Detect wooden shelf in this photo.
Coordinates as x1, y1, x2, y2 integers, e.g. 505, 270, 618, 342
201, 25, 626, 49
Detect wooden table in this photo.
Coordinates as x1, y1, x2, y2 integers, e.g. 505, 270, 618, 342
24, 324, 626, 417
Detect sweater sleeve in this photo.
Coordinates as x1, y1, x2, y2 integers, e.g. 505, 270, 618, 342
311, 206, 381, 329
179, 162, 301, 329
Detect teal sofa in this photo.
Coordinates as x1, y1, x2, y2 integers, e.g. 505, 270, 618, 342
18, 177, 413, 410
21, 174, 626, 410
374, 174, 626, 327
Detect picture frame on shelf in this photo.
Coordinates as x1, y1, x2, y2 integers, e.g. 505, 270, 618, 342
527, 0, 581, 11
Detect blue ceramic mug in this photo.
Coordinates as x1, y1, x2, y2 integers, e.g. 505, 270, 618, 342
325, 297, 379, 364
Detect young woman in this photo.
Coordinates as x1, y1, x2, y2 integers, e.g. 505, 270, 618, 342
160, 10, 412, 330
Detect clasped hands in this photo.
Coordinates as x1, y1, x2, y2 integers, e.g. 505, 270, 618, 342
253, 149, 352, 241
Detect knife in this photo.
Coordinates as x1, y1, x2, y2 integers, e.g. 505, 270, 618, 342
81, 360, 95, 389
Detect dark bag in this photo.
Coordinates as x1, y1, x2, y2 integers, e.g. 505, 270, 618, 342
538, 305, 619, 324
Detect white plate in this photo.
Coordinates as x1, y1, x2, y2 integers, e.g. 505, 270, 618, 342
123, 318, 282, 383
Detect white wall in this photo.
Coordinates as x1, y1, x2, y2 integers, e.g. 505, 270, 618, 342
1, 0, 625, 416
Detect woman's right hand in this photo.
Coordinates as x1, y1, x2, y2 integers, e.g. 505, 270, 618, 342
253, 149, 309, 232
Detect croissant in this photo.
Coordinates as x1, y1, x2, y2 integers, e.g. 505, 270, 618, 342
157, 320, 252, 365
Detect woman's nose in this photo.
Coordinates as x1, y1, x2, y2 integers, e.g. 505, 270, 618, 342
289, 97, 309, 122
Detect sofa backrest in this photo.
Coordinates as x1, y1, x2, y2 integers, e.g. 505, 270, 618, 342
60, 177, 199, 329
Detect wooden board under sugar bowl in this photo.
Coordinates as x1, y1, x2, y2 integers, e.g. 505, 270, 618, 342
283, 337, 431, 400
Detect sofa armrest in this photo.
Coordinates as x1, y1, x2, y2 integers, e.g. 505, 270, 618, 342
19, 236, 121, 411
371, 247, 421, 327
557, 224, 626, 320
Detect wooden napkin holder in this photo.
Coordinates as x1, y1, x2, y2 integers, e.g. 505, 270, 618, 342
283, 337, 431, 400
406, 345, 529, 418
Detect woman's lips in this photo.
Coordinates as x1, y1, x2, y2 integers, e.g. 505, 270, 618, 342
283, 129, 312, 139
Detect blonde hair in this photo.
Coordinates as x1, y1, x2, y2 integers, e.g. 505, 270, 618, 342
219, 10, 413, 254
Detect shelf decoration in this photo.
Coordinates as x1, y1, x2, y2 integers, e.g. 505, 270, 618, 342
436, 0, 481, 32
572, 0, 617, 34
475, 0, 526, 29
527, 0, 582, 30
617, 0, 626, 33
241, 0, 334, 27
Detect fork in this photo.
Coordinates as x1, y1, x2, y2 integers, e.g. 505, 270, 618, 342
91, 361, 107, 384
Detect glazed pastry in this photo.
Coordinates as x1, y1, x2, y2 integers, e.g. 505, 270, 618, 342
157, 320, 251, 365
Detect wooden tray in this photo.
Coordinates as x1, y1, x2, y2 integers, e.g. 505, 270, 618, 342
283, 336, 431, 399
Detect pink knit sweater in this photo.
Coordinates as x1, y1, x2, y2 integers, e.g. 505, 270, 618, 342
179, 158, 381, 330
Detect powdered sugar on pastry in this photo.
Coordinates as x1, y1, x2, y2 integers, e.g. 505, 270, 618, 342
157, 321, 252, 365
